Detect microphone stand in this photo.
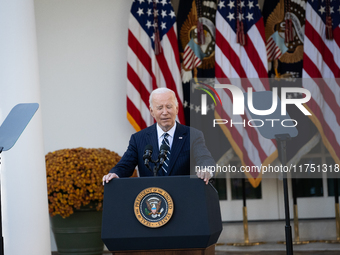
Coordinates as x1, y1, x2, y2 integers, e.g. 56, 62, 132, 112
144, 155, 167, 177
144, 158, 161, 177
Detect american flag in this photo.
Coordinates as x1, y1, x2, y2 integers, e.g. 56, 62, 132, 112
215, 0, 277, 187
302, 0, 340, 164
266, 31, 288, 61
127, 0, 185, 131
183, 38, 204, 70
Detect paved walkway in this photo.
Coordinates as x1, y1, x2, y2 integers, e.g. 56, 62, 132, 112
215, 241, 340, 254
53, 242, 340, 255
216, 252, 340, 255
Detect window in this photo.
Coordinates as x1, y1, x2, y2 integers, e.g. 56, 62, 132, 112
213, 157, 262, 200
294, 140, 335, 198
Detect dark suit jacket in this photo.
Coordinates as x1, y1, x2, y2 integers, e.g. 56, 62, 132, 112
110, 122, 215, 177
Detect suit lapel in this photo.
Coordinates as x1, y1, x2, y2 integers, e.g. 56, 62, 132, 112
146, 124, 159, 163
167, 123, 187, 175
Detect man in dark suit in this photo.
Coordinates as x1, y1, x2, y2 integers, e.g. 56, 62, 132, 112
102, 88, 215, 184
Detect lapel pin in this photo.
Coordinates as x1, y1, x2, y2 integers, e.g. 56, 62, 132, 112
179, 137, 183, 139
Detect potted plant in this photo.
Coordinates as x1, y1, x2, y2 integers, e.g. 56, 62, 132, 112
46, 147, 122, 255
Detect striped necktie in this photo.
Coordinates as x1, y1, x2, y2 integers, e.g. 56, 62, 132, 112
161, 133, 170, 174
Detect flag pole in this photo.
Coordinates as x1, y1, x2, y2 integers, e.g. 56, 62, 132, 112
291, 177, 310, 245
242, 178, 249, 244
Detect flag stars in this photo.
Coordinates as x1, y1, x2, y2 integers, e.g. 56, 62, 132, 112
248, 1, 254, 9
319, 6, 326, 15
161, 22, 167, 29
169, 10, 176, 18
218, 1, 225, 9
151, 33, 155, 41
147, 0, 152, 3
161, 10, 167, 18
238, 13, 244, 20
137, 8, 144, 16
160, 0, 168, 6
330, 6, 334, 14
147, 8, 152, 16
227, 1, 235, 9
211, 103, 215, 111
154, 9, 159, 17
227, 12, 235, 21
246, 12, 254, 21
338, 6, 340, 13
190, 103, 194, 110
138, 0, 145, 4
240, 1, 245, 8
146, 20, 152, 28
183, 101, 188, 108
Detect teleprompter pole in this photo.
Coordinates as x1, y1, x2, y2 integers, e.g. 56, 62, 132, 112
275, 134, 293, 255
0, 147, 3, 255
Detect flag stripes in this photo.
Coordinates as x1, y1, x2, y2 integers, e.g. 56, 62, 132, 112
127, 1, 184, 131
302, 0, 340, 164
266, 37, 282, 60
183, 45, 202, 69
215, 1, 277, 187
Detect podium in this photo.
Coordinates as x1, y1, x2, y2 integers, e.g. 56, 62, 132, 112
101, 176, 222, 255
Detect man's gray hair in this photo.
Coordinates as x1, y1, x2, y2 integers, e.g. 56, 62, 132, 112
149, 88, 179, 108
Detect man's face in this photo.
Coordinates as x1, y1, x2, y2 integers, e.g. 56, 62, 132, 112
150, 92, 179, 132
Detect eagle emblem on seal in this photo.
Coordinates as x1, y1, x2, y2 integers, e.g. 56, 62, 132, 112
145, 197, 164, 218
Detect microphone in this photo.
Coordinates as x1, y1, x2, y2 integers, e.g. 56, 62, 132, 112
143, 145, 153, 166
158, 144, 169, 165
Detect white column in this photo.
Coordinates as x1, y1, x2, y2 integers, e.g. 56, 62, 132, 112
0, 0, 51, 254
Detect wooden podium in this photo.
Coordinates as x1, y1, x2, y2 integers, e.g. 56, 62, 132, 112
101, 176, 222, 255
110, 245, 215, 255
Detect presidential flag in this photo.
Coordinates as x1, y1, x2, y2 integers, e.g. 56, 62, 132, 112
263, 0, 320, 166
215, 0, 277, 187
127, 0, 185, 131
302, 0, 340, 165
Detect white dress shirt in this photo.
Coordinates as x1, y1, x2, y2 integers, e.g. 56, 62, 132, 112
156, 122, 176, 150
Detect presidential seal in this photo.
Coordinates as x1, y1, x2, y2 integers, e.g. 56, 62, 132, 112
134, 187, 174, 228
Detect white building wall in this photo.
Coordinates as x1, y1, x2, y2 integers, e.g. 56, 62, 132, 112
0, 0, 51, 254
33, 0, 336, 252
34, 0, 137, 251
35, 0, 136, 156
